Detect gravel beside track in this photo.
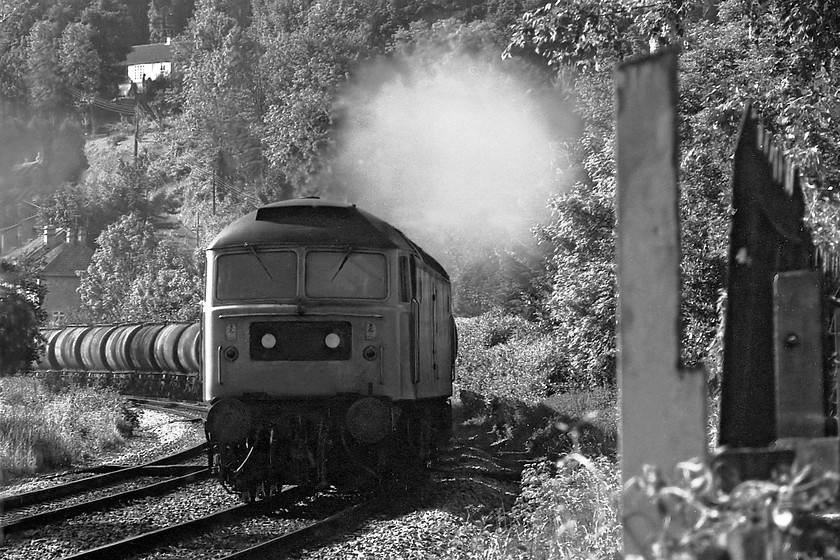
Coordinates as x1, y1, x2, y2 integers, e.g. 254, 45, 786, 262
126, 489, 362, 560
1, 475, 240, 559
2, 475, 179, 525
290, 470, 519, 560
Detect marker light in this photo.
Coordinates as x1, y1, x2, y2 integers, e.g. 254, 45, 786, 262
261, 333, 277, 349
324, 333, 341, 349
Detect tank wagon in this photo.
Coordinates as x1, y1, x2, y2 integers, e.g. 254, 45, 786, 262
203, 198, 456, 500
35, 323, 201, 397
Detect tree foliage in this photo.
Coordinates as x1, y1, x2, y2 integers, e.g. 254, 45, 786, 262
0, 259, 47, 375
78, 213, 201, 323
37, 155, 177, 243
506, 0, 840, 388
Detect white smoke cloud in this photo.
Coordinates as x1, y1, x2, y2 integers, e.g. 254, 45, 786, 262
322, 50, 572, 266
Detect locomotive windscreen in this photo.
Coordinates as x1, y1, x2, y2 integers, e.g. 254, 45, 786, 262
216, 250, 297, 300
305, 251, 387, 299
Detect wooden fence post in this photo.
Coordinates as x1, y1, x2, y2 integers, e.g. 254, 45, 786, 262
615, 49, 708, 556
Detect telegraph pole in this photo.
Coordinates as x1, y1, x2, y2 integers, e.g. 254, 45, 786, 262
134, 103, 139, 160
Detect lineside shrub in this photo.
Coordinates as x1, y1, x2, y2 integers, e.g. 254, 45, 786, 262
450, 456, 621, 559
456, 311, 562, 403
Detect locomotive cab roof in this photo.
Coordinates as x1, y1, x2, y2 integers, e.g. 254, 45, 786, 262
207, 198, 448, 279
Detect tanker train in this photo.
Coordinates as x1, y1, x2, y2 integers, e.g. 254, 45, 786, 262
34, 322, 202, 398
35, 198, 457, 501
38, 323, 201, 373
203, 198, 456, 500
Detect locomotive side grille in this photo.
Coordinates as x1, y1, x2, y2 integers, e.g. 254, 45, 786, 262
249, 321, 352, 361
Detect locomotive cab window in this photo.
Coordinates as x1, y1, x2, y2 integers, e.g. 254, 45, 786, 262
305, 250, 387, 299
216, 250, 297, 300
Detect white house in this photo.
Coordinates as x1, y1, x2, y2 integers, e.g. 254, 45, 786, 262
124, 38, 173, 85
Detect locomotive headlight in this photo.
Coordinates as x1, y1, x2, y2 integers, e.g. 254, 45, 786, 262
324, 332, 341, 349
261, 333, 277, 349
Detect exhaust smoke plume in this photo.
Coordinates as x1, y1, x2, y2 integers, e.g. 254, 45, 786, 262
322, 50, 572, 265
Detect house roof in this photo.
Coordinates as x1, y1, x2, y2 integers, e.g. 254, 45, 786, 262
3, 230, 93, 277
2, 231, 60, 262
123, 43, 173, 66
41, 242, 94, 277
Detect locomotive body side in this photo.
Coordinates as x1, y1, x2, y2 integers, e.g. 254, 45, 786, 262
202, 199, 454, 498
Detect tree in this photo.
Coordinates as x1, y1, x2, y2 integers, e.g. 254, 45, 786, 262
37, 155, 177, 244
78, 213, 201, 323
507, 0, 731, 387
79, 0, 133, 89
0, 259, 47, 375
256, 0, 374, 195
149, 0, 195, 43
126, 241, 202, 322
26, 20, 68, 115
79, 214, 158, 322
60, 21, 104, 129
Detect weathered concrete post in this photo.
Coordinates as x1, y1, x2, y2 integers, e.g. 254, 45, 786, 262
615, 49, 708, 555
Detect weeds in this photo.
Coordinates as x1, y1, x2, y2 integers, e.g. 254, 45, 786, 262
0, 376, 134, 481
451, 455, 622, 559
624, 457, 840, 559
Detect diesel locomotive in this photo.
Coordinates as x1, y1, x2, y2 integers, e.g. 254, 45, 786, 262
202, 198, 456, 500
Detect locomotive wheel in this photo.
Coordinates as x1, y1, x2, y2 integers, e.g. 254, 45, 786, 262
239, 485, 256, 503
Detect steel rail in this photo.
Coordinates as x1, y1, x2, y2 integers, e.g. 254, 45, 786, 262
57, 486, 310, 560
124, 396, 210, 417
219, 494, 386, 560
2, 466, 209, 535
1, 442, 207, 511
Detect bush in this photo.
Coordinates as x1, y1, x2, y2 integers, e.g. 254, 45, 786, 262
453, 455, 621, 559
455, 311, 562, 403
0, 376, 132, 480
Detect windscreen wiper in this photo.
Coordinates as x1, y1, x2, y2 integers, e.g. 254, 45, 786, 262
245, 243, 273, 279
331, 246, 353, 281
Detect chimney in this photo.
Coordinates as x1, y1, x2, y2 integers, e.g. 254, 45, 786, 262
43, 224, 55, 245
165, 37, 171, 45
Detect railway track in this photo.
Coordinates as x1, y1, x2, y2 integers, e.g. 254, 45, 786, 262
0, 396, 391, 560
59, 486, 384, 560
1, 398, 209, 536
1, 443, 208, 534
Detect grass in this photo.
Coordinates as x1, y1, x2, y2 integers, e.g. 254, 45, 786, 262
0, 376, 137, 483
